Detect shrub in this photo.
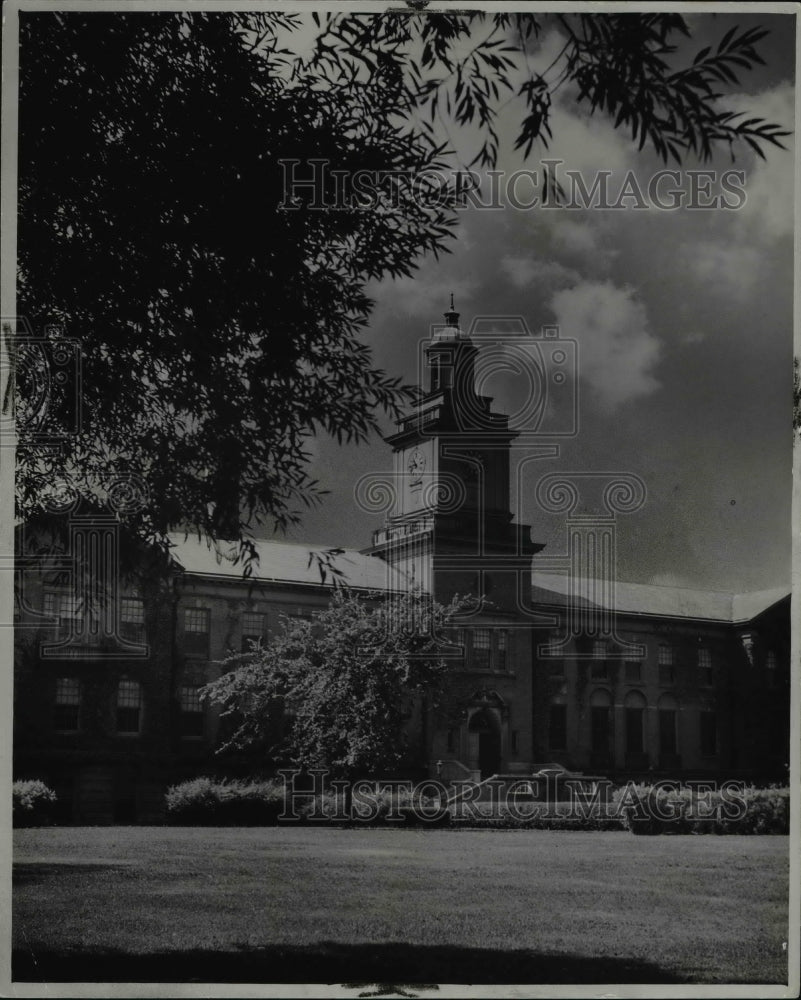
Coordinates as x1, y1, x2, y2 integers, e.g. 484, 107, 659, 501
13, 780, 57, 827
165, 777, 286, 826
614, 783, 790, 835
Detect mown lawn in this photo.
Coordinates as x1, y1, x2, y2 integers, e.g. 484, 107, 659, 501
13, 826, 789, 985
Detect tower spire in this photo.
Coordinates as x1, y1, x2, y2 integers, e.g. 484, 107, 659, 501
444, 292, 459, 329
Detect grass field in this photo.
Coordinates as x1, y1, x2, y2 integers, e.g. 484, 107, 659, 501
13, 826, 789, 985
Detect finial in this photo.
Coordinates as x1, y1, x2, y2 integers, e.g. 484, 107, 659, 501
443, 293, 460, 331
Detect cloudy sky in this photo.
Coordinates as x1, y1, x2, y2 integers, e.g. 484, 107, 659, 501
280, 10, 795, 594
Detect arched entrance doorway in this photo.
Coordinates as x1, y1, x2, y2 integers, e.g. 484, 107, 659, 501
468, 707, 501, 778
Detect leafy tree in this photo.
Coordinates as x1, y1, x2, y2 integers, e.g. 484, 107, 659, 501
203, 589, 467, 777
11, 10, 788, 561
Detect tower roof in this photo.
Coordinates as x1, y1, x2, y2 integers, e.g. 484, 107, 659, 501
433, 293, 468, 341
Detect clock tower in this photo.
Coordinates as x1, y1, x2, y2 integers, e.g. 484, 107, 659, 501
366, 300, 543, 779
368, 298, 543, 607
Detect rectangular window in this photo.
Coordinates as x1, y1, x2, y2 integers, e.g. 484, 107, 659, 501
183, 607, 210, 659
120, 598, 145, 643
43, 591, 57, 618
625, 707, 644, 754
59, 594, 83, 633
698, 648, 713, 687
766, 650, 777, 689
511, 730, 519, 754
241, 612, 266, 652
658, 646, 674, 685
116, 679, 142, 734
496, 631, 507, 672
54, 677, 80, 731
700, 711, 717, 757
549, 704, 567, 750
180, 685, 205, 738
624, 661, 642, 683
446, 728, 455, 753
591, 639, 608, 679
659, 709, 677, 756
542, 638, 564, 675
472, 628, 491, 671
448, 628, 467, 667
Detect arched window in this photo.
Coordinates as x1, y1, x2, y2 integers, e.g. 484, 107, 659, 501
624, 690, 647, 756
548, 699, 567, 751
700, 708, 717, 757
589, 689, 612, 755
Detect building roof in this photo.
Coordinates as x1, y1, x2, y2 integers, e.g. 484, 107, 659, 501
730, 588, 792, 623
168, 534, 408, 592
530, 572, 789, 624
167, 534, 789, 621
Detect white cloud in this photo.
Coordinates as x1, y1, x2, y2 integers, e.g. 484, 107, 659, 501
726, 82, 795, 243
551, 219, 601, 259
681, 241, 762, 303
501, 254, 579, 289
549, 281, 660, 409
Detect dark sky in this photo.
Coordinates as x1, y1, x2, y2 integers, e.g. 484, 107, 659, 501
275, 11, 795, 594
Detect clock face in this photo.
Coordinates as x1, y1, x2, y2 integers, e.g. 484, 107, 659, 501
407, 449, 426, 481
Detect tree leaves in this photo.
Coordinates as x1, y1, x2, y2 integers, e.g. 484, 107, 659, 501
203, 589, 469, 776
17, 11, 458, 553
15, 11, 790, 559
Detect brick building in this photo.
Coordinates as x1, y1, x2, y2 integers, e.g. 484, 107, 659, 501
13, 305, 791, 821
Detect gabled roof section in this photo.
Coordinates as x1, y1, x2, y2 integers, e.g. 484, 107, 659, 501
169, 534, 410, 592
531, 572, 790, 624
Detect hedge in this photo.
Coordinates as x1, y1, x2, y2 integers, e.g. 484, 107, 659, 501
614, 783, 789, 835
164, 777, 790, 834
165, 778, 446, 826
